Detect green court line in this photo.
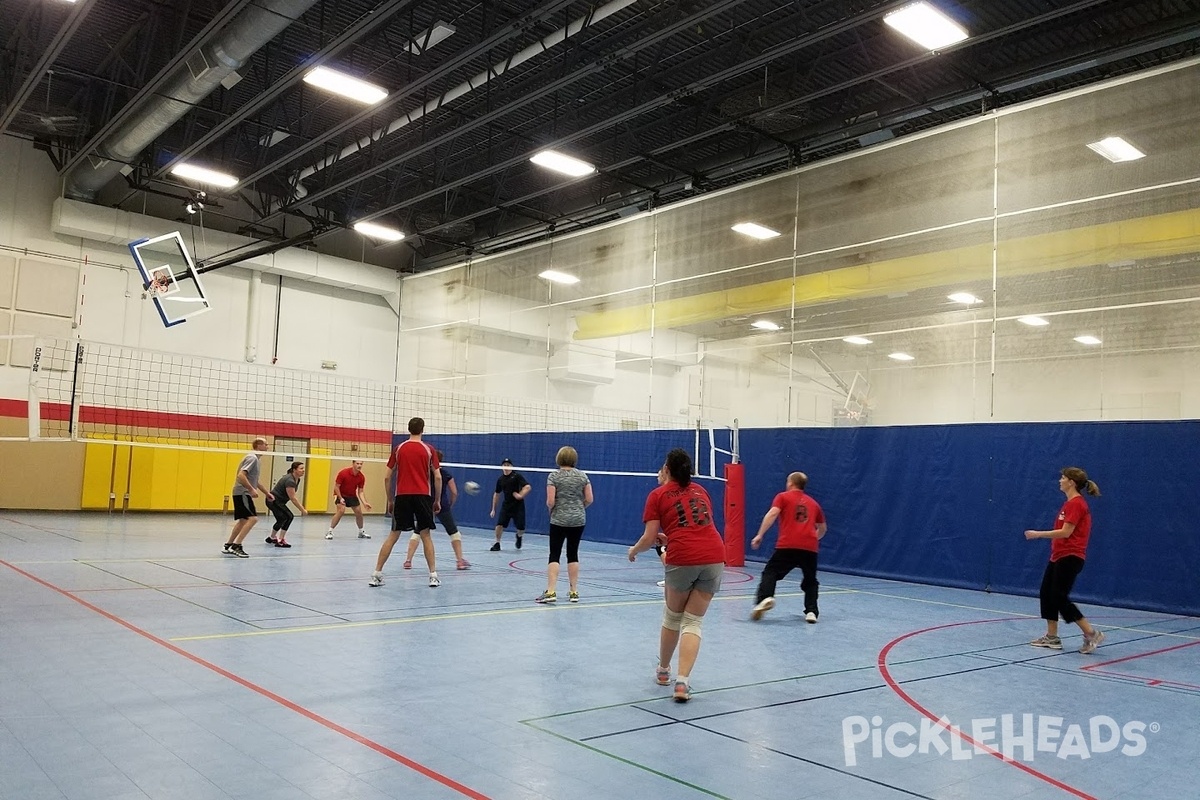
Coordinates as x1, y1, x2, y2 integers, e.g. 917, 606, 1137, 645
519, 719, 735, 800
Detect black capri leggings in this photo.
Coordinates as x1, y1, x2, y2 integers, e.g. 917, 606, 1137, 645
1039, 556, 1085, 623
548, 524, 585, 564
268, 501, 295, 532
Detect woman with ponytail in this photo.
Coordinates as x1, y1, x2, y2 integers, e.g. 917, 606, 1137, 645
1024, 467, 1104, 654
629, 448, 725, 702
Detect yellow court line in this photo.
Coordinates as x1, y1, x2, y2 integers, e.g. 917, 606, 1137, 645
169, 590, 850, 642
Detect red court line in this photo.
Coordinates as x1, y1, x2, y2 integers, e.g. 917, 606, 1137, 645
877, 618, 1096, 800
1079, 668, 1200, 692
1080, 638, 1200, 671
0, 558, 492, 800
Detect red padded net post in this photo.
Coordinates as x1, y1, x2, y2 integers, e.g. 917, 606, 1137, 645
723, 462, 745, 567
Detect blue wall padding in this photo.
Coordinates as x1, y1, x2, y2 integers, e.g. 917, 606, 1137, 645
403, 420, 1199, 616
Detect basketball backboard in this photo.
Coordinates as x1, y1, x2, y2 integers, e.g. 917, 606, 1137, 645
128, 232, 212, 327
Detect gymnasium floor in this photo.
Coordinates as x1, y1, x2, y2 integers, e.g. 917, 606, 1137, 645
1, 512, 1195, 800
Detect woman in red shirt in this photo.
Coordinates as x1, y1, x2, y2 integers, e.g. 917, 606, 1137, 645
629, 448, 725, 702
1024, 466, 1104, 654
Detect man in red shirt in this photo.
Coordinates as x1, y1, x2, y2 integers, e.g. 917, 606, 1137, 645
327, 460, 372, 540
749, 471, 827, 623
369, 418, 442, 588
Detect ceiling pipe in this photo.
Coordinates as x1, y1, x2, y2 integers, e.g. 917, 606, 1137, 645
286, 0, 640, 201
63, 0, 319, 201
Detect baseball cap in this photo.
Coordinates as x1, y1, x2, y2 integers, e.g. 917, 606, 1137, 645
501, 458, 513, 465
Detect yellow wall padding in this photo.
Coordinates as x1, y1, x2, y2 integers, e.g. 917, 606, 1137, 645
573, 208, 1200, 339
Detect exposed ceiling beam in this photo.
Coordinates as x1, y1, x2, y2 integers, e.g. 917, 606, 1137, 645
0, 0, 98, 138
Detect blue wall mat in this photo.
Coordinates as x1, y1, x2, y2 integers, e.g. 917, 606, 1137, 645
397, 420, 1199, 616
738, 421, 1200, 617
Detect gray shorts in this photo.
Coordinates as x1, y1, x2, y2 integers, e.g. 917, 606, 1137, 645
663, 563, 723, 595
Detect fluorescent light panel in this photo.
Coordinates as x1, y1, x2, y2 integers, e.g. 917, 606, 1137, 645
1074, 335, 1102, 345
1086, 136, 1145, 163
843, 336, 873, 345
539, 270, 580, 284
170, 163, 238, 187
888, 352, 916, 361
530, 150, 595, 177
405, 21, 456, 54
751, 320, 782, 331
948, 292, 982, 305
352, 221, 405, 242
731, 222, 782, 240
1018, 316, 1050, 327
884, 2, 969, 50
303, 66, 388, 104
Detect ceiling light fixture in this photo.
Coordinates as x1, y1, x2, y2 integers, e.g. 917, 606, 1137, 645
1086, 137, 1145, 163
1074, 335, 1102, 345
1018, 316, 1050, 327
530, 150, 595, 177
171, 163, 238, 188
303, 66, 388, 104
888, 352, 916, 362
843, 336, 873, 345
538, 270, 580, 284
751, 320, 782, 331
352, 221, 405, 242
731, 222, 782, 240
948, 292, 982, 305
884, 2, 969, 51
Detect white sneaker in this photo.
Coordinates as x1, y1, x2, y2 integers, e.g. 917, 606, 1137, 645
656, 580, 665, 588
325, 532, 334, 540
805, 612, 818, 624
750, 597, 775, 621
358, 531, 370, 539
428, 573, 440, 588
368, 572, 384, 587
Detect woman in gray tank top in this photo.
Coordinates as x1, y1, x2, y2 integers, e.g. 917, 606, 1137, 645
536, 446, 593, 604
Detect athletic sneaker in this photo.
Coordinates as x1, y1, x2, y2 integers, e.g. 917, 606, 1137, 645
536, 590, 557, 604
515, 535, 523, 550
274, 540, 291, 548
428, 573, 440, 588
805, 612, 818, 624
1079, 630, 1105, 654
673, 681, 691, 703
358, 531, 371, 539
656, 666, 671, 686
368, 572, 384, 587
1030, 634, 1063, 650
489, 542, 501, 551
231, 545, 249, 559
457, 559, 471, 570
657, 580, 666, 588
223, 542, 234, 555
265, 536, 276, 544
402, 560, 412, 570
569, 591, 578, 603
750, 597, 775, 621
325, 531, 334, 540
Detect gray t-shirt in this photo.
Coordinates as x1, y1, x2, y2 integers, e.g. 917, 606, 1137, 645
272, 474, 299, 506
232, 452, 261, 496
547, 468, 589, 527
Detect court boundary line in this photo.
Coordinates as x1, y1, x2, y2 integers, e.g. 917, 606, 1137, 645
0, 557, 493, 800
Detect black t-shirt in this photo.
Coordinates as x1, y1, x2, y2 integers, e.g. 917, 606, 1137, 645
495, 472, 529, 505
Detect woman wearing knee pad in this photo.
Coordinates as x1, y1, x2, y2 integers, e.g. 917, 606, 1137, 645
628, 448, 725, 702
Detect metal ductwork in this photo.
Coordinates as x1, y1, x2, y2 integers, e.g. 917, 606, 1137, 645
64, 0, 318, 201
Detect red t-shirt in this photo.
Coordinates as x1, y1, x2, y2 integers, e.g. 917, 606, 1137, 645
643, 481, 725, 566
773, 489, 825, 552
1050, 494, 1091, 562
334, 468, 365, 498
386, 440, 439, 496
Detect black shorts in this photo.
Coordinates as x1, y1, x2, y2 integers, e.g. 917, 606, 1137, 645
233, 495, 257, 520
393, 494, 435, 533
435, 506, 459, 536
497, 502, 526, 530
342, 496, 361, 509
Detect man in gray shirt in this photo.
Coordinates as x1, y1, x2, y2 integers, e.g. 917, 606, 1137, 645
224, 437, 273, 558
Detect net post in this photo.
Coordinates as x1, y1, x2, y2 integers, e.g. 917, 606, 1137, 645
27, 340, 43, 440
723, 462, 745, 567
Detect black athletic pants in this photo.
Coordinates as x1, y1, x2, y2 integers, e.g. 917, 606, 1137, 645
1039, 556, 1086, 623
548, 524, 585, 564
755, 548, 819, 616
268, 501, 294, 532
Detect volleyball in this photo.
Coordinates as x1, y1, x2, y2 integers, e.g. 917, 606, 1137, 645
464, 481, 481, 495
